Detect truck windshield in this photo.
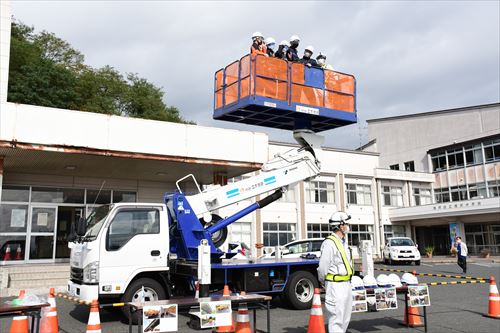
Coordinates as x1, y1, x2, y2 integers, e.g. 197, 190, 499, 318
390, 239, 415, 247
84, 205, 112, 240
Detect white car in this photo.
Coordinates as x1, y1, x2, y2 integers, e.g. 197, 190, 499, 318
262, 238, 324, 259
383, 237, 421, 265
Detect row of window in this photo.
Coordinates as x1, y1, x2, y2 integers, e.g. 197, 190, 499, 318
430, 138, 500, 172
264, 222, 406, 247
435, 180, 500, 203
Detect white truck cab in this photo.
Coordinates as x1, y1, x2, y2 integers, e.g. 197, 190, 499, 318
68, 203, 170, 303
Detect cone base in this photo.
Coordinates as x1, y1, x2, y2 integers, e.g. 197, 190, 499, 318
400, 322, 425, 327
484, 314, 500, 319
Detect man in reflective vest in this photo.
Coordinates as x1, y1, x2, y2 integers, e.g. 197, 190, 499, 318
317, 211, 353, 333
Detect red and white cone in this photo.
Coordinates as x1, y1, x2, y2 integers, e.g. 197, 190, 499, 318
4, 245, 12, 261
234, 291, 251, 333
307, 288, 325, 333
486, 276, 500, 319
86, 300, 101, 333
10, 290, 28, 333
41, 287, 59, 333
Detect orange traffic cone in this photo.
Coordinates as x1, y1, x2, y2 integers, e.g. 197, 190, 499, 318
234, 292, 251, 333
216, 285, 234, 333
486, 276, 500, 319
41, 288, 59, 333
15, 245, 23, 260
86, 300, 101, 333
10, 290, 28, 333
307, 288, 325, 333
402, 299, 423, 327
4, 245, 12, 261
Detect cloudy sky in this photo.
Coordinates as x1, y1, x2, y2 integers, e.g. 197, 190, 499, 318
9, 0, 500, 148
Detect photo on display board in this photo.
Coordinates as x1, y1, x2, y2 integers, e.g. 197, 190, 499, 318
408, 285, 431, 307
351, 289, 368, 313
143, 305, 178, 333
374, 287, 398, 311
200, 300, 232, 328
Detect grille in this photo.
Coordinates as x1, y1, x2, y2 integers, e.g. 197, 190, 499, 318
70, 267, 84, 284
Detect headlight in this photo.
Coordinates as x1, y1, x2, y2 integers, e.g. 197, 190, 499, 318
391, 248, 398, 253
83, 261, 99, 283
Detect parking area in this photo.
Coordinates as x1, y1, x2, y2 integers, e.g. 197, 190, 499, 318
1, 262, 499, 333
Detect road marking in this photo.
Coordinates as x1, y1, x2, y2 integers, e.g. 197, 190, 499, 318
422, 263, 432, 267
472, 263, 491, 267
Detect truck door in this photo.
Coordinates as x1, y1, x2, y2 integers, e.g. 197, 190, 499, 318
99, 206, 168, 295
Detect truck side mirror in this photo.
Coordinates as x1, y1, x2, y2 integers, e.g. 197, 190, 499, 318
75, 217, 87, 237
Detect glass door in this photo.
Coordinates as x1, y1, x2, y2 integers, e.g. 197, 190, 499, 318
55, 206, 83, 260
27, 206, 57, 262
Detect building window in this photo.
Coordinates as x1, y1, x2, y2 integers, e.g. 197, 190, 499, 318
431, 152, 447, 171
413, 188, 432, 205
389, 164, 400, 170
468, 182, 487, 199
434, 188, 450, 203
263, 223, 296, 246
382, 186, 403, 207
307, 223, 333, 238
384, 225, 406, 240
306, 181, 335, 203
447, 149, 465, 169
279, 186, 296, 202
483, 139, 500, 162
31, 187, 85, 204
488, 180, 500, 197
346, 184, 372, 206
348, 224, 373, 247
404, 161, 415, 171
450, 185, 467, 201
464, 144, 483, 166
228, 221, 252, 248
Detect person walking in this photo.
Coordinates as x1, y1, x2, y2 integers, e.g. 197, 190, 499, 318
318, 211, 354, 333
456, 236, 468, 274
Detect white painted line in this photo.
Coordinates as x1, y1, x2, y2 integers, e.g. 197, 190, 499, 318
472, 263, 491, 267
422, 263, 432, 267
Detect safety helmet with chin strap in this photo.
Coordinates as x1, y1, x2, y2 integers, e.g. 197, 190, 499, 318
329, 211, 351, 229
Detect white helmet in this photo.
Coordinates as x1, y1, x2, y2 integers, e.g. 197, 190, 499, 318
265, 37, 275, 46
279, 40, 290, 47
376, 274, 391, 287
351, 276, 364, 290
388, 273, 402, 288
329, 211, 351, 228
316, 52, 327, 60
305, 45, 314, 53
252, 31, 264, 39
362, 275, 378, 288
401, 272, 419, 285
290, 35, 300, 42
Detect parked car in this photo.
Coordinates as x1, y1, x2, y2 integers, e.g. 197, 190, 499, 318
262, 238, 324, 259
383, 237, 421, 265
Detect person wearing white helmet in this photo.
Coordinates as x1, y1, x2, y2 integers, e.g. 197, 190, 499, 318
286, 35, 300, 62
316, 52, 334, 70
317, 211, 353, 333
265, 37, 276, 57
251, 31, 268, 57
300, 45, 318, 68
274, 40, 290, 60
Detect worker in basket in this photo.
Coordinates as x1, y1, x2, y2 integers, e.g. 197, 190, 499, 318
286, 34, 300, 62
317, 52, 334, 70
318, 211, 353, 333
265, 37, 276, 57
251, 31, 267, 57
300, 45, 319, 68
275, 40, 290, 59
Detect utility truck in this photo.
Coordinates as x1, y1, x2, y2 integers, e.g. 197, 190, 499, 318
68, 130, 325, 318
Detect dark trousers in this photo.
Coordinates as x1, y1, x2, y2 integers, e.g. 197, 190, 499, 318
458, 257, 467, 273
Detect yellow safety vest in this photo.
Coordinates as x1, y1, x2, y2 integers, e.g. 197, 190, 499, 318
324, 235, 353, 282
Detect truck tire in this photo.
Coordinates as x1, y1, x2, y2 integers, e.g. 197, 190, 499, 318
122, 278, 167, 324
283, 271, 318, 310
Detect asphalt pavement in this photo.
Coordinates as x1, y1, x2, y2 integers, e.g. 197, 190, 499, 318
1, 262, 499, 332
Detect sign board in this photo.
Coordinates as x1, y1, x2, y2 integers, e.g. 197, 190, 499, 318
200, 300, 232, 328
408, 285, 431, 307
142, 304, 178, 332
374, 287, 398, 311
351, 289, 368, 313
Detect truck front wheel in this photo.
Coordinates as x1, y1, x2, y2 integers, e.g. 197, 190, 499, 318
283, 271, 318, 310
122, 278, 167, 324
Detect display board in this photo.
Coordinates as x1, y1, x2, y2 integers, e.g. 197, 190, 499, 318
143, 304, 178, 332
200, 300, 232, 328
408, 285, 431, 307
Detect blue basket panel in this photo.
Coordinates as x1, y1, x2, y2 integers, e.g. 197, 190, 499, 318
304, 67, 324, 89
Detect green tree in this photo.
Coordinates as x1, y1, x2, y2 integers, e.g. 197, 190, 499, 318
7, 19, 191, 124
